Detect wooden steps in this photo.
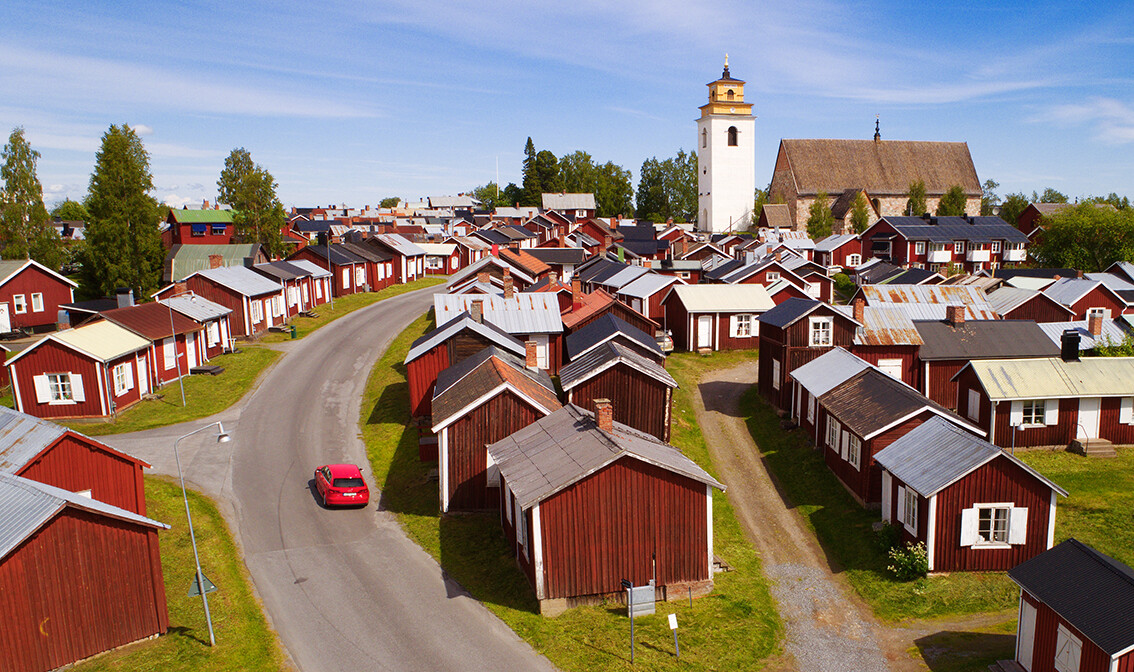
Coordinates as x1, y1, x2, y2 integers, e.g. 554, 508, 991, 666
988, 659, 1025, 672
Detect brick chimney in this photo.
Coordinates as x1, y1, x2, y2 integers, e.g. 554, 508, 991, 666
1088, 312, 1104, 337
503, 268, 514, 299
946, 304, 965, 326
594, 398, 613, 432
603, 235, 612, 252
202, 199, 210, 209
470, 300, 483, 324
853, 298, 865, 323
208, 254, 224, 269
477, 271, 489, 285
174, 281, 188, 296
571, 278, 583, 310
525, 340, 539, 370
774, 250, 782, 262
1077, 269, 1084, 279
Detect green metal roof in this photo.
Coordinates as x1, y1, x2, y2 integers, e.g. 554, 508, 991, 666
170, 209, 234, 224
166, 244, 261, 282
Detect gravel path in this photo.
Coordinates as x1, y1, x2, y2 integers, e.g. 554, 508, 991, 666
694, 362, 893, 672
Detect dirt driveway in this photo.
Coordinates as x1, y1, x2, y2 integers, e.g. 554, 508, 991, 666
693, 361, 1010, 672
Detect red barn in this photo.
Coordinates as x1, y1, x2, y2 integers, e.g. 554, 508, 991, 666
404, 309, 525, 419
757, 298, 859, 410
0, 472, 169, 672
876, 417, 1066, 573
430, 347, 561, 512
560, 341, 677, 442
0, 259, 77, 333
1008, 539, 1134, 672
488, 402, 725, 615
7, 321, 152, 419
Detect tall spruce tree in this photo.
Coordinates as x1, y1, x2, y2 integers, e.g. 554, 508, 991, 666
82, 124, 162, 297
849, 191, 871, 233
217, 147, 286, 256
1, 127, 62, 269
520, 137, 541, 206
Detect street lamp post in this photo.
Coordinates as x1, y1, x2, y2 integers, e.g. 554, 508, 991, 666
172, 421, 231, 647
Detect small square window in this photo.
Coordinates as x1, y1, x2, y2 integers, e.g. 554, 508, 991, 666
1022, 399, 1045, 425
766, 271, 780, 282
809, 316, 833, 347
48, 373, 73, 402
991, 241, 1001, 253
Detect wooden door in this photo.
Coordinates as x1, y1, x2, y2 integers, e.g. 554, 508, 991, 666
697, 315, 712, 349
1076, 397, 1100, 439
1017, 598, 1036, 671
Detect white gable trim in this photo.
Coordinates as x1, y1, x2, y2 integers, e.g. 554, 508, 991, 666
432, 382, 556, 433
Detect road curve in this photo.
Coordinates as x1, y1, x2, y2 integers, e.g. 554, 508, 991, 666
105, 287, 555, 672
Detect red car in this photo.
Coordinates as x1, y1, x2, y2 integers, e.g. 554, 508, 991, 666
313, 464, 370, 507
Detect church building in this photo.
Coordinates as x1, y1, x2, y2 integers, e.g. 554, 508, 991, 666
697, 57, 756, 234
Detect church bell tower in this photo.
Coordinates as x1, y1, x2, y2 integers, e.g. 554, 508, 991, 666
697, 55, 756, 233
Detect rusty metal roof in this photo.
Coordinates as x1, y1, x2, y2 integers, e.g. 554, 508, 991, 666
834, 305, 923, 346
965, 356, 1134, 400
861, 284, 998, 320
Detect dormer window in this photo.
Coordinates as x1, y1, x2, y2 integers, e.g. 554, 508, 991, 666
727, 126, 738, 147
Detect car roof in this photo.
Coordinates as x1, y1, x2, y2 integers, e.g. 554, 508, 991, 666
321, 463, 363, 477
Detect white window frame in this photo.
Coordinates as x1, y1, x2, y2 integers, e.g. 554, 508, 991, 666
902, 487, 918, 534
807, 395, 815, 424
1022, 399, 1045, 426
163, 337, 176, 370
1085, 307, 1108, 319
846, 253, 861, 267
342, 267, 350, 288
976, 504, 1011, 546
30, 293, 43, 313
766, 271, 780, 282
1120, 397, 1134, 425
847, 434, 861, 470
112, 362, 133, 397
878, 358, 903, 380
914, 241, 925, 255
12, 294, 26, 314
250, 300, 263, 323
954, 241, 965, 254
991, 240, 1001, 253
826, 417, 841, 450
809, 316, 833, 347
771, 359, 781, 390
731, 313, 752, 338
48, 373, 72, 403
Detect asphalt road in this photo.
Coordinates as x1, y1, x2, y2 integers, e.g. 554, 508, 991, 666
106, 287, 555, 672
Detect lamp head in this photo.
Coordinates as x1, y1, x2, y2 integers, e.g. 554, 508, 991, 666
217, 433, 231, 444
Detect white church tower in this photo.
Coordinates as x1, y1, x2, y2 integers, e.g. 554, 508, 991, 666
697, 56, 756, 233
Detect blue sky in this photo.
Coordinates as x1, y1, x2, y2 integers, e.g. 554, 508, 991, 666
2, 0, 1132, 210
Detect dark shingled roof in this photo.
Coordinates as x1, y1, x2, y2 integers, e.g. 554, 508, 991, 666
756, 297, 856, 329
525, 248, 588, 265
1009, 539, 1134, 656
995, 267, 1078, 281
404, 311, 524, 364
703, 258, 745, 282
882, 216, 1029, 244
819, 368, 969, 439
431, 347, 559, 429
914, 320, 1061, 361
565, 313, 663, 361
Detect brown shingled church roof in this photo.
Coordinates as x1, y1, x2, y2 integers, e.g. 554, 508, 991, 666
780, 139, 980, 197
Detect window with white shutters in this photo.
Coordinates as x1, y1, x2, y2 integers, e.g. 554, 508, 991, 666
960, 503, 1027, 547
827, 418, 841, 450
847, 434, 861, 470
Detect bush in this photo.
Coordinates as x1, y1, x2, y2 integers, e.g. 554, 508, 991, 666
834, 272, 855, 295
887, 541, 929, 581
875, 521, 901, 553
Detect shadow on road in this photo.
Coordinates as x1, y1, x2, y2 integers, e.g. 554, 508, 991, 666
697, 380, 753, 416
913, 630, 1015, 671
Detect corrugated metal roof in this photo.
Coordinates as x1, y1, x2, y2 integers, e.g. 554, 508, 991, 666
784, 347, 870, 397
598, 265, 649, 290
832, 305, 923, 346
813, 233, 859, 252
0, 471, 168, 561
1043, 278, 1103, 308
667, 284, 775, 313
286, 258, 332, 278
167, 244, 261, 281
195, 265, 282, 297
542, 193, 596, 210
560, 340, 675, 391
987, 286, 1041, 315
53, 320, 151, 361
874, 416, 1065, 498
404, 312, 524, 364
160, 293, 232, 322
0, 406, 66, 474
449, 236, 492, 251
375, 233, 427, 256
861, 284, 998, 319
968, 356, 1134, 400
446, 257, 536, 289
433, 293, 563, 334
616, 273, 679, 299
1008, 540, 1134, 656
417, 243, 457, 256
1037, 319, 1134, 351
487, 404, 723, 510
565, 313, 663, 361
915, 320, 1060, 360
1005, 276, 1056, 292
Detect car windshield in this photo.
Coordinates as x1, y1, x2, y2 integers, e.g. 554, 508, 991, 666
333, 477, 365, 488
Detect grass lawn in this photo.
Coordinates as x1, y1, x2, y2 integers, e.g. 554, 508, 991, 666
0, 384, 12, 408
741, 385, 1020, 622
64, 347, 280, 436
1017, 447, 1134, 567
258, 276, 446, 343
360, 319, 782, 670
73, 476, 286, 671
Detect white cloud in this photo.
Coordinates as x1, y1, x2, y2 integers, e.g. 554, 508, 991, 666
161, 194, 196, 207
1039, 97, 1134, 143
131, 124, 154, 136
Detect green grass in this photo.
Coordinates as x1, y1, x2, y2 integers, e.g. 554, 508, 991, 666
64, 347, 280, 436
1017, 447, 1134, 567
258, 276, 446, 343
73, 476, 286, 671
360, 321, 783, 670
0, 384, 12, 409
739, 384, 1020, 622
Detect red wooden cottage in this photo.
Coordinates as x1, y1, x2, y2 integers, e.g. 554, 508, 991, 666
287, 244, 366, 298
366, 233, 426, 284
96, 301, 207, 389
433, 293, 564, 373
159, 292, 234, 360
430, 347, 561, 512
447, 256, 536, 294
813, 234, 862, 270
564, 313, 666, 364
404, 308, 526, 419
875, 416, 1067, 572
340, 239, 394, 291
418, 243, 461, 275
559, 340, 677, 442
487, 401, 725, 615
614, 273, 682, 324
791, 349, 982, 505
954, 347, 1134, 453
663, 284, 776, 353
157, 265, 284, 337
1008, 539, 1134, 672
0, 472, 169, 672
0, 405, 151, 515
252, 260, 319, 317
1042, 277, 1129, 321
841, 300, 922, 387
446, 236, 492, 270
757, 298, 859, 410
284, 258, 334, 308
7, 321, 152, 419
0, 258, 77, 333
165, 206, 235, 245
561, 285, 658, 338
987, 286, 1076, 323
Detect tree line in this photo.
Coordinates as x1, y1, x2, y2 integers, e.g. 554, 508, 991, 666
470, 138, 697, 222
0, 125, 287, 300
